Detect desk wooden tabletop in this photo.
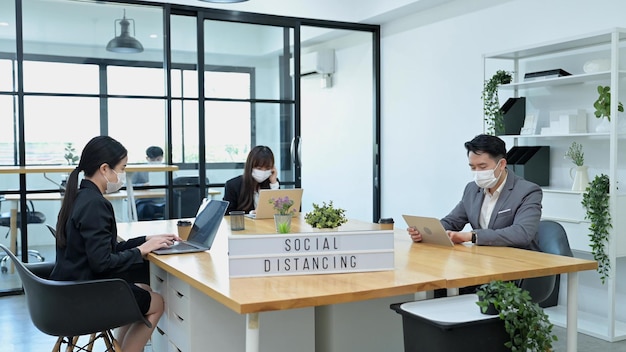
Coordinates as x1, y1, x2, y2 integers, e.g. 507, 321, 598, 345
116, 216, 597, 314
4, 189, 166, 201
0, 164, 178, 174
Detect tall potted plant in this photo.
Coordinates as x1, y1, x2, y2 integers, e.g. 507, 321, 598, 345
482, 70, 512, 135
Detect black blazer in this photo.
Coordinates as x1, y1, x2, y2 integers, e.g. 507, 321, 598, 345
50, 180, 146, 281
223, 175, 276, 214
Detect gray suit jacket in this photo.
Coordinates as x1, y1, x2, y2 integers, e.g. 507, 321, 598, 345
440, 172, 542, 251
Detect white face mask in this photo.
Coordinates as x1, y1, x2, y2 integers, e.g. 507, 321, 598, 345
105, 170, 126, 194
251, 168, 272, 183
473, 160, 502, 189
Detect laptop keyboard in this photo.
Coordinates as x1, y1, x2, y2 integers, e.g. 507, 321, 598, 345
170, 241, 199, 251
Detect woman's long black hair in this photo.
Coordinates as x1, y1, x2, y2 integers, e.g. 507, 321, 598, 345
238, 145, 274, 212
55, 136, 127, 248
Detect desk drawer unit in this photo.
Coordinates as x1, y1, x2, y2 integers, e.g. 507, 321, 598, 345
150, 263, 168, 337
148, 263, 315, 352
167, 284, 191, 351
151, 326, 168, 352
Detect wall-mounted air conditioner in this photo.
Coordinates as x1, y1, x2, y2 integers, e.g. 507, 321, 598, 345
290, 49, 335, 76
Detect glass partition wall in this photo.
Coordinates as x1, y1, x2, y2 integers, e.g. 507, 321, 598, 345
0, 0, 380, 294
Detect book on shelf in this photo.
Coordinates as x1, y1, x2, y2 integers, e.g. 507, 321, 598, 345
524, 69, 571, 81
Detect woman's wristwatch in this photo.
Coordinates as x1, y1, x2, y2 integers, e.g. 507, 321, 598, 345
471, 230, 477, 244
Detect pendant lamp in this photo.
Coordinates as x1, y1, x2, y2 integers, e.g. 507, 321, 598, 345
106, 10, 144, 54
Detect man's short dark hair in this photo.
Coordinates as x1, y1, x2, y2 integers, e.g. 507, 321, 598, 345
146, 146, 164, 159
464, 134, 506, 160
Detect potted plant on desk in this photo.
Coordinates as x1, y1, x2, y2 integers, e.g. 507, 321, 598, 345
270, 196, 295, 234
304, 201, 347, 229
476, 280, 557, 351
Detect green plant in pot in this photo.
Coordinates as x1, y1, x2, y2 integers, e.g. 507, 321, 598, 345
581, 173, 611, 284
482, 70, 513, 135
304, 201, 347, 229
593, 85, 623, 133
565, 141, 589, 192
564, 141, 584, 167
593, 85, 623, 121
476, 280, 557, 351
270, 196, 295, 234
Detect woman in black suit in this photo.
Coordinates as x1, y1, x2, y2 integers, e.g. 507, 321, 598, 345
223, 145, 279, 213
50, 136, 179, 352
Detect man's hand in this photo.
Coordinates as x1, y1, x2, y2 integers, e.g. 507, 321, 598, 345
407, 227, 422, 242
447, 231, 472, 244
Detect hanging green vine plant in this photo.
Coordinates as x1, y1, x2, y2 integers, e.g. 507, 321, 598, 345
581, 174, 611, 284
482, 70, 512, 135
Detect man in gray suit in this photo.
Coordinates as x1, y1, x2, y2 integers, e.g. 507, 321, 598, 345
408, 134, 541, 251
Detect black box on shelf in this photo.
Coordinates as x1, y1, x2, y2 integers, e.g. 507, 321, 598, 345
523, 68, 571, 81
506, 146, 550, 186
500, 97, 526, 135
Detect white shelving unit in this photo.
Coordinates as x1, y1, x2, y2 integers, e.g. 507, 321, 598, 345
484, 27, 626, 342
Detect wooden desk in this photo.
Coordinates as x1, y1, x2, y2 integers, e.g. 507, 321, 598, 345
0, 164, 178, 222
117, 216, 596, 352
0, 164, 179, 174
4, 189, 166, 202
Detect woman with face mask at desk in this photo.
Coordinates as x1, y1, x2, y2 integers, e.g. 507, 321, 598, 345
50, 136, 179, 352
223, 145, 279, 214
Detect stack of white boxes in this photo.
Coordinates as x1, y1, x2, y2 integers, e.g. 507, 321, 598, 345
540, 109, 587, 134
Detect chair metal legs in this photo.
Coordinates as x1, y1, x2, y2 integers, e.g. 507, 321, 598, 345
51, 331, 121, 352
0, 249, 45, 273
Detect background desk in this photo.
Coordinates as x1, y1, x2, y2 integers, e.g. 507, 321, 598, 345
117, 216, 597, 352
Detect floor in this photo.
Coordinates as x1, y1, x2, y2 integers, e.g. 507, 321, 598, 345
0, 294, 625, 352
0, 293, 152, 352
1, 245, 624, 351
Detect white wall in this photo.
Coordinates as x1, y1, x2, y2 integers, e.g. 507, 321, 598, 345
300, 31, 374, 222
380, 0, 626, 227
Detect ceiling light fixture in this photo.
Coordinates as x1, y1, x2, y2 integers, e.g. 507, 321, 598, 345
106, 10, 143, 54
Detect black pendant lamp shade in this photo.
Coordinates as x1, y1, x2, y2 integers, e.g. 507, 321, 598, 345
106, 10, 143, 54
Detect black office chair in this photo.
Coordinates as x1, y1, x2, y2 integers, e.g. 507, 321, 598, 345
135, 198, 166, 221
173, 176, 209, 218
519, 220, 573, 306
0, 244, 151, 352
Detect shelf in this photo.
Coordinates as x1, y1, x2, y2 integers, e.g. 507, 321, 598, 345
541, 188, 585, 195
503, 132, 610, 138
541, 188, 626, 197
485, 28, 626, 339
484, 27, 626, 60
499, 71, 626, 90
545, 305, 626, 342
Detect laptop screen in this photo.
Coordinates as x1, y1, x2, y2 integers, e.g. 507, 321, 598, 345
187, 200, 229, 248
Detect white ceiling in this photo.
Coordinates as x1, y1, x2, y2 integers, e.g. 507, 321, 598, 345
0, 0, 502, 56
146, 0, 456, 24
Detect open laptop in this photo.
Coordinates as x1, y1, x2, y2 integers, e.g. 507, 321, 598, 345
153, 199, 229, 255
402, 215, 455, 247
245, 189, 304, 219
